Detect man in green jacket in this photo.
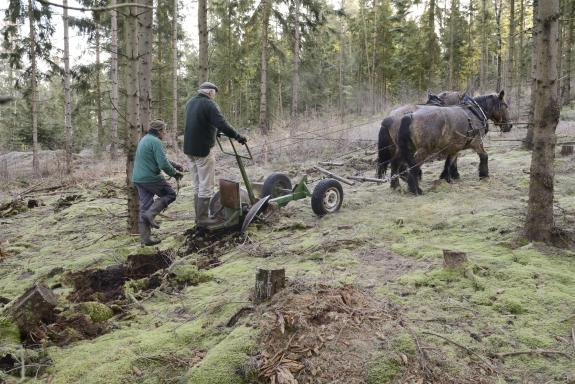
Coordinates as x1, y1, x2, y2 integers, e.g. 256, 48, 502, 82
184, 82, 247, 228
133, 120, 184, 246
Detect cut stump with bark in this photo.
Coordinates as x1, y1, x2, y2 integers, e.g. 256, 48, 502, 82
254, 268, 285, 304
8, 283, 58, 335
443, 250, 468, 269
560, 145, 573, 156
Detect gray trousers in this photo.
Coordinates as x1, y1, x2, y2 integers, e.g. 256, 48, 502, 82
134, 180, 176, 222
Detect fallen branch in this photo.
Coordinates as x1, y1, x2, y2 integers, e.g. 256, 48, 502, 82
422, 331, 496, 371
318, 161, 345, 167
493, 349, 571, 359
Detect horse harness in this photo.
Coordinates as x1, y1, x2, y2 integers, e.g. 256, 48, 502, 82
461, 96, 488, 146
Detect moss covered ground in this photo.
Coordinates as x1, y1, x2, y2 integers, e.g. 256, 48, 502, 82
1, 126, 575, 383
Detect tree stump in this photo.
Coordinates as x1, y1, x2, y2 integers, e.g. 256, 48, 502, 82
442, 250, 468, 269
560, 145, 574, 156
254, 268, 285, 304
8, 283, 58, 335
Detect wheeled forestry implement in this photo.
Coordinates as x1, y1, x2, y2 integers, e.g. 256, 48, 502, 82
207, 136, 345, 233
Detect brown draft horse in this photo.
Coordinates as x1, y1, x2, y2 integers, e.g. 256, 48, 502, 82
376, 91, 464, 188
397, 90, 512, 195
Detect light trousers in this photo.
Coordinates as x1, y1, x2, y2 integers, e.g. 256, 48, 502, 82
187, 151, 216, 198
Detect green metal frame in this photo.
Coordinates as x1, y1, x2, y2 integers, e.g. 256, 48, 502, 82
217, 136, 257, 204
269, 175, 312, 207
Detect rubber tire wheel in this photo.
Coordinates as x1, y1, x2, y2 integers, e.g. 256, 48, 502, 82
261, 172, 292, 198
311, 178, 344, 216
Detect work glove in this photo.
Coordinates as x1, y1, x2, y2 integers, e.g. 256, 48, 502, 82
174, 171, 184, 181
170, 161, 184, 172
236, 134, 248, 145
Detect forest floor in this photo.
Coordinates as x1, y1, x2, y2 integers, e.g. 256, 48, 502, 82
1, 112, 575, 384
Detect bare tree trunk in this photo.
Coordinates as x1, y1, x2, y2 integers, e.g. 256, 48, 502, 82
138, 0, 153, 135
259, 0, 271, 135
561, 0, 573, 105
516, 0, 524, 113
110, 0, 119, 160
371, 0, 377, 112
63, 0, 73, 175
95, 13, 104, 156
338, 0, 345, 122
480, 0, 487, 91
524, 0, 539, 149
448, 0, 456, 89
290, 0, 300, 134
172, 0, 179, 145
507, 0, 515, 100
493, 0, 503, 91
428, 0, 437, 86
126, 5, 141, 234
198, 0, 208, 83
525, 0, 560, 243
28, 0, 39, 177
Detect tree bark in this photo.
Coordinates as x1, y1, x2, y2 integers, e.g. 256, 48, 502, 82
493, 0, 503, 92
524, 0, 539, 149
338, 0, 345, 122
427, 0, 437, 86
126, 5, 141, 234
28, 0, 40, 177
516, 0, 524, 114
198, 0, 209, 83
110, 0, 119, 160
525, 0, 560, 243
172, 0, 179, 145
480, 0, 487, 92
259, 0, 271, 135
448, 0, 456, 89
95, 12, 104, 156
138, 0, 153, 135
561, 0, 573, 105
254, 268, 285, 304
63, 0, 73, 175
506, 0, 515, 99
290, 0, 300, 135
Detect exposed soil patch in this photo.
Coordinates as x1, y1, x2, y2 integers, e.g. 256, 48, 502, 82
54, 194, 83, 212
355, 249, 435, 284
66, 251, 174, 303
184, 227, 245, 269
30, 313, 107, 347
255, 283, 400, 384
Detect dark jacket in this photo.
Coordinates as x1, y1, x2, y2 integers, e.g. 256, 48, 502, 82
132, 133, 177, 183
183, 93, 240, 157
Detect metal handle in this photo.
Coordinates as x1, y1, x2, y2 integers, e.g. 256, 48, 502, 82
216, 135, 253, 160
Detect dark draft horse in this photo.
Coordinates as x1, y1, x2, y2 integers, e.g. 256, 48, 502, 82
397, 90, 512, 195
376, 91, 464, 188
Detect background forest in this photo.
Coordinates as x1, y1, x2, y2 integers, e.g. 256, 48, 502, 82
0, 0, 558, 155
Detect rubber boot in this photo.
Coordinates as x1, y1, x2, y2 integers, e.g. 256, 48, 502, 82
197, 197, 221, 228
139, 222, 161, 246
142, 199, 165, 229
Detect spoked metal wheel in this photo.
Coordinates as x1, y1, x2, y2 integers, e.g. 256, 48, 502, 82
311, 178, 344, 216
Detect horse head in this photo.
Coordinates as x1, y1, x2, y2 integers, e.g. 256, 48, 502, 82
476, 90, 512, 132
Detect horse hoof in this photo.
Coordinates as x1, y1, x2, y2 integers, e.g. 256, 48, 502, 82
479, 175, 489, 180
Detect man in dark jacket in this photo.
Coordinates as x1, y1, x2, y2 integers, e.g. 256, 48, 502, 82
133, 120, 184, 246
184, 82, 247, 228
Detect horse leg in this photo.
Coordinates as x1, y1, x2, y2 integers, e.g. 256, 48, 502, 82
398, 114, 422, 195
449, 154, 460, 180
440, 156, 452, 183
475, 144, 489, 179
390, 156, 400, 189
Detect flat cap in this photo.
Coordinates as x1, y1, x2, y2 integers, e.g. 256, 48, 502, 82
198, 82, 218, 92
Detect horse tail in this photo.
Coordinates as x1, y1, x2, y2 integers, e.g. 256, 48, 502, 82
398, 113, 414, 166
377, 117, 395, 178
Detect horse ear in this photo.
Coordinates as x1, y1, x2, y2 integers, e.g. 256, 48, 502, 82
499, 90, 505, 100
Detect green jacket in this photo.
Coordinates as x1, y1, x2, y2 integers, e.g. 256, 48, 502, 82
184, 93, 240, 157
132, 133, 177, 183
